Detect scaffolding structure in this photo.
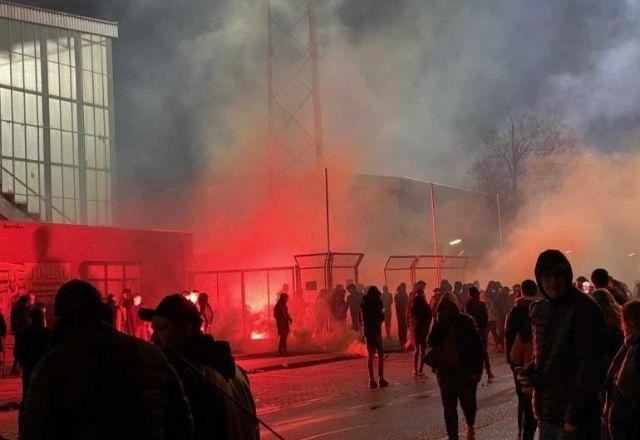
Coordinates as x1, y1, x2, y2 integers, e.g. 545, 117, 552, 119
267, 0, 324, 173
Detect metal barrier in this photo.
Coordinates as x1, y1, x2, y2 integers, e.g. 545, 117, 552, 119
384, 254, 481, 295
190, 266, 296, 340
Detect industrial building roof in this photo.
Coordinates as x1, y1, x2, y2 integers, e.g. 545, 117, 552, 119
0, 1, 118, 38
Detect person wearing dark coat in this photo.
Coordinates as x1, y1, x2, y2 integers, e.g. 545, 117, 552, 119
408, 289, 432, 377
14, 308, 53, 396
526, 250, 607, 440
604, 300, 640, 440
10, 295, 31, 375
463, 286, 493, 382
592, 268, 628, 306
361, 286, 388, 389
20, 280, 194, 440
394, 283, 409, 346
504, 279, 539, 440
429, 295, 484, 440
140, 294, 259, 440
381, 286, 394, 340
591, 288, 624, 369
274, 293, 293, 356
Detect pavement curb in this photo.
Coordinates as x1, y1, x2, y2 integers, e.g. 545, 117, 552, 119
245, 353, 364, 374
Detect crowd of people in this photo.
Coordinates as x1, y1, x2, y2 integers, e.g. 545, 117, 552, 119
9, 281, 257, 440
7, 248, 640, 440
272, 250, 640, 440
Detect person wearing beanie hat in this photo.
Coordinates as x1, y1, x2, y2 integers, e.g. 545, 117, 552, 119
527, 250, 607, 440
428, 296, 484, 440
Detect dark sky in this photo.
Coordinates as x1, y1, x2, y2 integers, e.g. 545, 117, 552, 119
14, 1, 640, 206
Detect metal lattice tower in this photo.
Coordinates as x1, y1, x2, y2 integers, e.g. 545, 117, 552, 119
267, 0, 324, 174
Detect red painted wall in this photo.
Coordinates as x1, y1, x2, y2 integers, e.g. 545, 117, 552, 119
0, 220, 193, 320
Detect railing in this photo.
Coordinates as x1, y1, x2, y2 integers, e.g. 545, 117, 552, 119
1, 163, 74, 223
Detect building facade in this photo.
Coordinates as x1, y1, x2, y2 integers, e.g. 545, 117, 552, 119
0, 3, 117, 225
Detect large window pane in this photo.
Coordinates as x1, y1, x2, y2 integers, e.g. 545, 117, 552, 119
102, 75, 109, 109
93, 72, 103, 105
49, 98, 60, 129
60, 100, 72, 131
95, 137, 105, 169
27, 161, 38, 192
23, 55, 36, 91
48, 61, 59, 96
59, 64, 71, 98
26, 125, 38, 160
13, 123, 24, 159
58, 34, 70, 65
11, 53, 23, 89
85, 135, 95, 167
46, 29, 58, 63
12, 90, 23, 123
92, 43, 102, 73
95, 108, 104, 136
63, 166, 74, 198
14, 160, 26, 197
1, 121, 11, 156
10, 22, 21, 54
82, 69, 93, 103
97, 170, 106, 201
22, 24, 37, 58
1, 159, 12, 192
64, 198, 76, 223
86, 168, 96, 199
81, 36, 91, 69
62, 131, 74, 165
83, 106, 94, 134
0, 88, 10, 121
25, 93, 37, 125
50, 129, 61, 164
51, 165, 62, 197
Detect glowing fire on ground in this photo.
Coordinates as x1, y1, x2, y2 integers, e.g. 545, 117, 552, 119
250, 331, 268, 340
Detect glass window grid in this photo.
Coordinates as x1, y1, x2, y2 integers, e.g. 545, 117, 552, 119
0, 20, 113, 225
84, 262, 142, 297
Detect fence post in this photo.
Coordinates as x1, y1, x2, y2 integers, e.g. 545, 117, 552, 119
428, 182, 441, 285
241, 271, 247, 339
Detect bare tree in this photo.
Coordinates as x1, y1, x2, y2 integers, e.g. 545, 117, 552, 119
471, 113, 576, 209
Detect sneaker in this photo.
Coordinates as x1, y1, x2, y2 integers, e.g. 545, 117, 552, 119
369, 380, 377, 390
378, 378, 389, 388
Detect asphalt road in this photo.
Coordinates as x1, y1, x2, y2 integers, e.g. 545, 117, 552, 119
252, 352, 523, 440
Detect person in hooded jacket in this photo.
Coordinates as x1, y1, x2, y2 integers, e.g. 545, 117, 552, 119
14, 308, 53, 396
408, 289, 432, 378
346, 284, 364, 333
428, 297, 484, 440
525, 250, 607, 440
140, 294, 259, 440
504, 279, 539, 440
604, 300, 640, 440
381, 286, 394, 340
274, 293, 293, 356
463, 286, 493, 382
361, 286, 389, 389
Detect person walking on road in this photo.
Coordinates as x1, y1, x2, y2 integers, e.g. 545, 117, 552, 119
428, 297, 484, 440
463, 286, 493, 382
408, 288, 432, 378
504, 279, 538, 440
274, 293, 293, 356
361, 286, 389, 390
14, 308, 52, 396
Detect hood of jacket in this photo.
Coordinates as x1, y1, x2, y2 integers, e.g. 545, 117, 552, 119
534, 249, 574, 300
515, 295, 539, 308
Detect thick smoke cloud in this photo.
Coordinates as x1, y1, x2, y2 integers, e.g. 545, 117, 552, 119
16, 1, 640, 283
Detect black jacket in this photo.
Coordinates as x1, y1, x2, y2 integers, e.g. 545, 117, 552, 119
531, 287, 607, 426
504, 296, 537, 365
463, 298, 488, 329
428, 313, 484, 377
361, 295, 384, 338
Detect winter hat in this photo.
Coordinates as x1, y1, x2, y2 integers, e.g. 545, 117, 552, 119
534, 249, 574, 291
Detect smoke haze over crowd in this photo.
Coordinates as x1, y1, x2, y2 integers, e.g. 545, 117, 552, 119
18, 0, 640, 281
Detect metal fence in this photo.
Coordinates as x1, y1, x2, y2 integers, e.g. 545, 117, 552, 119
190, 266, 296, 341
